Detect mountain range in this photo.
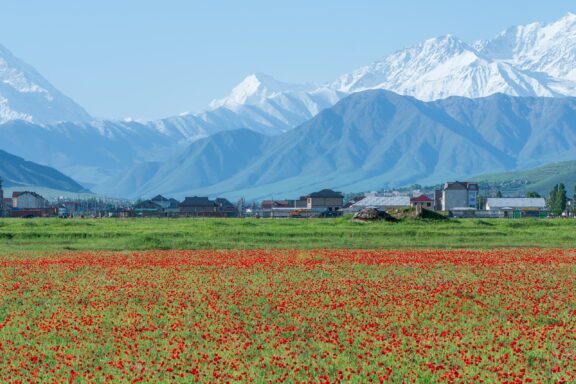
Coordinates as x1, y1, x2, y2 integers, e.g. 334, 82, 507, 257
1, 13, 576, 198
0, 149, 87, 192
95, 90, 576, 199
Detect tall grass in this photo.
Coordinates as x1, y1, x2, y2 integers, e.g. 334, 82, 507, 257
0, 216, 573, 251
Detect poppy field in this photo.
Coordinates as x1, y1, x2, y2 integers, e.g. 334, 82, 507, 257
0, 249, 575, 383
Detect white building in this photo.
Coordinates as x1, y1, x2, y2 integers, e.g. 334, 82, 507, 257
437, 181, 479, 211
486, 198, 547, 218
12, 191, 48, 209
350, 196, 411, 211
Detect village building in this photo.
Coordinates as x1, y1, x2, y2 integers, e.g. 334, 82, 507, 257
12, 191, 48, 209
179, 196, 237, 217
150, 195, 180, 210
485, 198, 547, 218
350, 195, 411, 212
133, 200, 164, 217
410, 195, 434, 209
215, 198, 239, 218
259, 197, 308, 217
306, 189, 344, 212
9, 191, 54, 217
437, 182, 479, 211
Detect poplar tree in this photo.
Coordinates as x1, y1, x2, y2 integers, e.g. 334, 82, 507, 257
548, 184, 558, 215
557, 183, 567, 215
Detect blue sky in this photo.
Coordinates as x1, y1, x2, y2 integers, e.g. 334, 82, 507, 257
1, 1, 574, 120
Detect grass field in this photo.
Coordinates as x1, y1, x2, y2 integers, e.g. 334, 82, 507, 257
0, 216, 574, 251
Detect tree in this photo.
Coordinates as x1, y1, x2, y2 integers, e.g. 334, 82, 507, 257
548, 184, 558, 216
476, 195, 487, 210
573, 185, 576, 216
557, 183, 567, 215
548, 183, 567, 216
496, 190, 503, 198
0, 176, 3, 217
526, 191, 541, 198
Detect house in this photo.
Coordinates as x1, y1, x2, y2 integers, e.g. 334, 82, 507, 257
485, 198, 547, 218
259, 197, 309, 218
133, 200, 163, 217
440, 182, 479, 211
12, 191, 48, 209
215, 198, 239, 217
150, 195, 177, 209
410, 195, 434, 210
179, 196, 221, 217
306, 189, 344, 212
350, 196, 411, 211
261, 200, 291, 210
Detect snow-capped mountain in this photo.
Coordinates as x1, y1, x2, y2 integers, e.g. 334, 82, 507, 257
0, 44, 91, 124
477, 12, 576, 92
208, 12, 576, 125
204, 72, 343, 133
329, 35, 562, 100
209, 73, 312, 109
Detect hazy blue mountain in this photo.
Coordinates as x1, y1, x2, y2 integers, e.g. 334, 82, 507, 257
0, 149, 87, 192
98, 91, 576, 199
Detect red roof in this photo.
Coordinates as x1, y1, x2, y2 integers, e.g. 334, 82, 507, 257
410, 195, 433, 203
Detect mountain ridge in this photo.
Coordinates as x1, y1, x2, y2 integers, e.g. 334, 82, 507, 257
95, 90, 576, 199
0, 149, 88, 193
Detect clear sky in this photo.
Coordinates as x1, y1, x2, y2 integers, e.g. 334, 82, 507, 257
1, 1, 574, 120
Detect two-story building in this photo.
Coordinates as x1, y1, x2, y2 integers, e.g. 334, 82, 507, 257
436, 182, 479, 211
306, 189, 344, 213
12, 191, 48, 209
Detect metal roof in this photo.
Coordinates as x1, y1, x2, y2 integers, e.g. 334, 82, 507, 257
486, 198, 546, 209
353, 196, 411, 208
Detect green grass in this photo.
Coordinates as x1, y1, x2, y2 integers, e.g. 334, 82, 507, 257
0, 216, 574, 251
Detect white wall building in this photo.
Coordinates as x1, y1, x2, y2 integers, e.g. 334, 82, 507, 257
12, 191, 48, 209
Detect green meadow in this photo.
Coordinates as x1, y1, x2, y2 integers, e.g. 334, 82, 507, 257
0, 216, 574, 252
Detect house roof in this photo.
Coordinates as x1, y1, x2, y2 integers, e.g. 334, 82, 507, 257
261, 200, 291, 209
410, 195, 433, 203
12, 191, 45, 199
134, 200, 162, 209
167, 198, 181, 208
307, 189, 344, 198
150, 195, 169, 202
353, 196, 411, 208
215, 198, 235, 208
486, 198, 546, 209
180, 196, 216, 207
443, 181, 479, 191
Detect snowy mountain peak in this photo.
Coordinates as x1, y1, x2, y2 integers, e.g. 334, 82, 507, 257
0, 44, 92, 125
475, 12, 576, 85
421, 34, 470, 51
209, 73, 311, 110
